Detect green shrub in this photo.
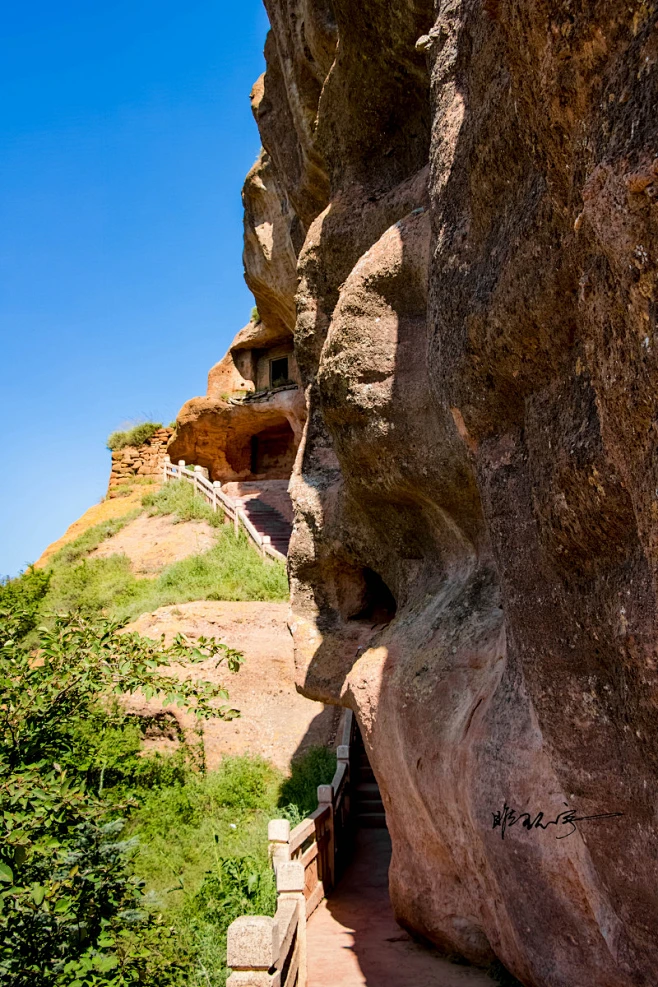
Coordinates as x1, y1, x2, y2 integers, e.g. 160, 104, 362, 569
124, 750, 336, 987
250, 306, 259, 323
0, 602, 242, 986
278, 746, 337, 818
0, 565, 51, 638
107, 423, 162, 452
205, 757, 280, 813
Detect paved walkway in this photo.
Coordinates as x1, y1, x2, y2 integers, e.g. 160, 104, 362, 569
307, 830, 496, 987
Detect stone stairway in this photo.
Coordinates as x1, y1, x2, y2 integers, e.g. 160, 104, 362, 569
354, 731, 386, 828
238, 496, 293, 557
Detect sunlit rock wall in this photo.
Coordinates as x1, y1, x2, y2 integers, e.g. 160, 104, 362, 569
250, 0, 658, 984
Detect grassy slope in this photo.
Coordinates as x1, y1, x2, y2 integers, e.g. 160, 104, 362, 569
126, 749, 334, 986
39, 481, 288, 622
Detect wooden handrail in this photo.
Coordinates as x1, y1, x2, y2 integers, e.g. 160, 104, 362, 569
161, 456, 287, 563
226, 708, 356, 987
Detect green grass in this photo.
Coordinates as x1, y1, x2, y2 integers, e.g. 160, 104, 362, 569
109, 477, 158, 497
36, 483, 288, 624
125, 748, 335, 986
107, 421, 163, 451
42, 529, 288, 623
142, 480, 224, 527
278, 746, 337, 820
50, 511, 142, 567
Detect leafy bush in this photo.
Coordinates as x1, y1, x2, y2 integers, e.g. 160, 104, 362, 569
250, 306, 259, 323
0, 602, 243, 986
205, 757, 279, 812
107, 423, 162, 452
278, 746, 337, 818
192, 849, 276, 940
0, 565, 50, 638
142, 481, 224, 528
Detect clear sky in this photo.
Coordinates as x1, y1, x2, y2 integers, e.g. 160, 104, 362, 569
0, 0, 270, 577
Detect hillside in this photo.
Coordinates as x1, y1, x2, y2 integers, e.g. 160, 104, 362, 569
1, 474, 338, 985
31, 480, 289, 624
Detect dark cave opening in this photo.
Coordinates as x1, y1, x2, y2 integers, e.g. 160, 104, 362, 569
348, 567, 397, 625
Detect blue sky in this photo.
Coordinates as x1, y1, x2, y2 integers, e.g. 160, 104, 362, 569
1, 0, 269, 576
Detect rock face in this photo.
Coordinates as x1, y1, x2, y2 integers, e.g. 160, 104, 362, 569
245, 1, 658, 985
125, 602, 339, 772
169, 150, 306, 487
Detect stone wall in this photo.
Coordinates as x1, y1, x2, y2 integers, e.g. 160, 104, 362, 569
107, 427, 174, 493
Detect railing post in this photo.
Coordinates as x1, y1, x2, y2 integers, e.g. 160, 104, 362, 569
194, 464, 202, 497
213, 480, 221, 513
226, 915, 280, 987
234, 506, 240, 536
268, 819, 291, 872
317, 784, 335, 894
277, 861, 307, 987
261, 534, 271, 558
163, 454, 171, 483
336, 742, 351, 853
178, 459, 185, 478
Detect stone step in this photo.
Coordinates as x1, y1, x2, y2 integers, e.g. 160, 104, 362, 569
239, 498, 292, 556
358, 811, 387, 828
357, 782, 380, 795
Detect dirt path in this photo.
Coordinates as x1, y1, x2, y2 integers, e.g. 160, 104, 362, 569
90, 513, 217, 573
307, 830, 496, 987
127, 601, 339, 770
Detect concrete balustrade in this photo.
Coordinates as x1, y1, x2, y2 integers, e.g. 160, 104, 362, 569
162, 455, 286, 562
226, 710, 356, 987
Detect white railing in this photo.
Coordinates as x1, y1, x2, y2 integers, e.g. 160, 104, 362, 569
162, 456, 287, 563
226, 709, 357, 987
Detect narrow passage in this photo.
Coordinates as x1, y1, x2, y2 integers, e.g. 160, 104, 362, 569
307, 829, 496, 987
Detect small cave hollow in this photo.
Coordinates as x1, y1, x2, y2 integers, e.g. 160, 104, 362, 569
250, 420, 296, 477
347, 567, 397, 625
223, 416, 297, 480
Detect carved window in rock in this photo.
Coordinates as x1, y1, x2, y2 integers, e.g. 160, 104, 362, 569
270, 357, 290, 388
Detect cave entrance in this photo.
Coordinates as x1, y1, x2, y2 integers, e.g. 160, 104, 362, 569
249, 419, 296, 479
348, 567, 397, 625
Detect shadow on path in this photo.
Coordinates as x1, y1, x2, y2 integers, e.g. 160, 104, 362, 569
307, 830, 496, 987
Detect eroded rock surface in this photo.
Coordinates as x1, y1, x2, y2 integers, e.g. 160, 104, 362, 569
245, 1, 658, 984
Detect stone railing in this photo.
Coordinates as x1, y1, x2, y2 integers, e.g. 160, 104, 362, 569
226, 709, 357, 987
162, 456, 286, 563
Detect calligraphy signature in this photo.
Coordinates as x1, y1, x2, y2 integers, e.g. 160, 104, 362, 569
492, 802, 623, 840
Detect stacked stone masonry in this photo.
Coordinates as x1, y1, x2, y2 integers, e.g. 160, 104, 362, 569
108, 428, 174, 492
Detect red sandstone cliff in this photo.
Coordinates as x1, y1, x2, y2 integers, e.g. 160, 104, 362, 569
172, 2, 658, 982
238, 1, 658, 985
